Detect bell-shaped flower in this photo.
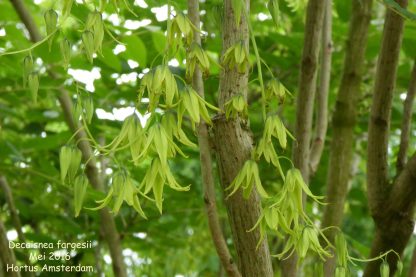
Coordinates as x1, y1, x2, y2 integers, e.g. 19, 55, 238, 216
178, 86, 219, 129
186, 42, 210, 79
222, 41, 249, 73
263, 115, 293, 149
226, 160, 269, 199
89, 170, 147, 218
224, 93, 248, 119
140, 157, 190, 213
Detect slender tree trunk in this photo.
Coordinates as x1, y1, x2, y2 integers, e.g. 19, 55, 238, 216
320, 0, 373, 275
212, 0, 273, 276
8, 1, 127, 276
0, 177, 34, 277
284, 0, 326, 275
0, 219, 20, 277
397, 61, 416, 173
310, 0, 333, 175
188, 0, 241, 276
365, 1, 409, 276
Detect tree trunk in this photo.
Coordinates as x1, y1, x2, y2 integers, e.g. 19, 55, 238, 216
365, 1, 409, 276
284, 0, 326, 275
212, 0, 273, 276
188, 0, 241, 276
309, 0, 332, 174
397, 61, 416, 173
320, 0, 373, 275
0, 177, 34, 277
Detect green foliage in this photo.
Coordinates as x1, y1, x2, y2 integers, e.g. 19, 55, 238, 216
0, 0, 415, 275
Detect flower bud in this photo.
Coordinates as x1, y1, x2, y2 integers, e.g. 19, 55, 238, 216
44, 9, 58, 51
23, 55, 34, 87
82, 95, 94, 124
60, 38, 71, 69
74, 175, 88, 217
82, 31, 95, 63
380, 261, 389, 277
28, 73, 39, 104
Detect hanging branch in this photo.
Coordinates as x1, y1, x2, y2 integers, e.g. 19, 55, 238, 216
309, 0, 333, 175
8, 1, 127, 276
396, 61, 416, 173
187, 0, 241, 276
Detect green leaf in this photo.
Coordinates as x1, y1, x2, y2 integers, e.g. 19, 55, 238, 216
152, 31, 167, 54
121, 35, 147, 67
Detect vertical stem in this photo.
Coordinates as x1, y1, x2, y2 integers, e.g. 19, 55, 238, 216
309, 0, 332, 175
187, 0, 240, 276
0, 218, 20, 277
0, 177, 34, 277
397, 61, 416, 173
320, 0, 373, 275
366, 0, 407, 219
284, 0, 326, 275
365, 0, 408, 275
213, 0, 274, 276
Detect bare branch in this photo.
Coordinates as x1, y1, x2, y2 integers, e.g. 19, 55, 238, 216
320, 0, 373, 275
366, 0, 407, 218
310, 0, 333, 175
0, 176, 33, 277
285, 0, 326, 275
0, 177, 25, 245
187, 0, 240, 276
397, 61, 416, 173
364, 1, 409, 275
291, 0, 326, 181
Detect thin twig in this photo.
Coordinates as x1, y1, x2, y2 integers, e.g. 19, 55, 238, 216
310, 0, 333, 175
396, 61, 416, 173
0, 176, 34, 277
187, 0, 241, 276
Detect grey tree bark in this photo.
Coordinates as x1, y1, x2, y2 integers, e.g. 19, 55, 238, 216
365, 0, 410, 275
187, 0, 241, 276
284, 0, 326, 275
397, 61, 416, 173
309, 0, 333, 175
212, 0, 274, 276
320, 0, 373, 275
